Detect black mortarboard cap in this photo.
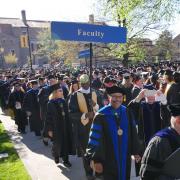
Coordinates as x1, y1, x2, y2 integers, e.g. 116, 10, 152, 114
143, 84, 156, 90
168, 104, 180, 116
164, 69, 173, 77
103, 77, 113, 84
30, 80, 38, 85
71, 79, 79, 85
106, 86, 125, 95
49, 83, 61, 93
133, 73, 142, 82
48, 74, 56, 80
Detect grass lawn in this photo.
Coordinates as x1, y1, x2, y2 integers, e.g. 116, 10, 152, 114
0, 123, 31, 180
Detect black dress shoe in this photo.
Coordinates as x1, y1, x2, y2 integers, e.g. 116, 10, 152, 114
21, 130, 26, 134
54, 157, 59, 164
42, 139, 48, 146
35, 131, 41, 136
63, 161, 72, 168
86, 175, 95, 180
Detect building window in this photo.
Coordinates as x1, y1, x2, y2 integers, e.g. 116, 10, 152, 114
11, 49, 15, 55
2, 39, 6, 43
22, 31, 27, 35
31, 43, 34, 52
178, 42, 180, 48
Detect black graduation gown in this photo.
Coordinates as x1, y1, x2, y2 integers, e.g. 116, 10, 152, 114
22, 89, 42, 133
128, 101, 163, 175
161, 83, 180, 128
86, 105, 142, 180
131, 86, 141, 99
121, 84, 133, 106
140, 127, 180, 180
8, 90, 27, 131
0, 80, 11, 110
46, 98, 74, 158
37, 85, 51, 136
68, 91, 94, 152
129, 101, 163, 147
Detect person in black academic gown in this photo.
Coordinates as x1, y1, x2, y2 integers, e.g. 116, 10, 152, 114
22, 80, 42, 136
128, 84, 165, 147
38, 75, 57, 145
161, 71, 180, 128
85, 86, 142, 180
46, 83, 74, 168
68, 74, 100, 179
140, 104, 180, 180
8, 82, 27, 133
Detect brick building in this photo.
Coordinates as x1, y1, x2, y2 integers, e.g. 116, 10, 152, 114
172, 34, 180, 61
0, 17, 49, 68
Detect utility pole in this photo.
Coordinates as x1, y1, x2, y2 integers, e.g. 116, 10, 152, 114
88, 14, 94, 94
21, 10, 33, 71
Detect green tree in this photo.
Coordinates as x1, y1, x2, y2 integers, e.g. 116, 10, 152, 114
99, 0, 179, 65
155, 30, 174, 60
36, 29, 80, 64
4, 53, 18, 64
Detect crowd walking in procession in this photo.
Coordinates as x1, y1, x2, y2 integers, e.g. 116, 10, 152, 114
0, 60, 180, 180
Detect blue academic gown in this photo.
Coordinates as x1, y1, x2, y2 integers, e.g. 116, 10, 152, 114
86, 104, 141, 180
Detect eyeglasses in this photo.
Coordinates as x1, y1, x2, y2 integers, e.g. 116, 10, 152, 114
57, 89, 63, 92
111, 95, 123, 99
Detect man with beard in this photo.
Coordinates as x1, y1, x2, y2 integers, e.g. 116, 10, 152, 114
68, 74, 99, 180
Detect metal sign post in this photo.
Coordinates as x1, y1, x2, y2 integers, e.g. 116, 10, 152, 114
89, 43, 93, 94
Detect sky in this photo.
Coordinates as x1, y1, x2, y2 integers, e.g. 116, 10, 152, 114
0, 0, 180, 39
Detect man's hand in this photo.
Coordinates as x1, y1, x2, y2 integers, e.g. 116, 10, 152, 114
92, 100, 96, 107
90, 160, 103, 173
85, 112, 94, 120
135, 89, 146, 102
26, 111, 32, 117
48, 131, 53, 138
134, 155, 141, 163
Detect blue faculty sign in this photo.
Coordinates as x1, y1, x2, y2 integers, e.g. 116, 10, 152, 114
78, 49, 91, 58
51, 21, 127, 43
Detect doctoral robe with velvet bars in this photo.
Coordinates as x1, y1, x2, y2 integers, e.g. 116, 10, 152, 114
86, 104, 141, 180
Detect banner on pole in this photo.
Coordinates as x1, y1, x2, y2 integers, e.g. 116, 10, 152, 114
78, 49, 91, 58
51, 21, 127, 43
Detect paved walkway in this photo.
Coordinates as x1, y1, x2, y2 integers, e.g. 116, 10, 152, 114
0, 109, 139, 180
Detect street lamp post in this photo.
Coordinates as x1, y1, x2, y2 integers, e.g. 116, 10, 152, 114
21, 10, 33, 71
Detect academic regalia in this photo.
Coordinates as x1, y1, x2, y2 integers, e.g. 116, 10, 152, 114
140, 127, 180, 180
86, 104, 141, 180
8, 89, 27, 133
160, 82, 180, 128
121, 84, 133, 106
131, 85, 141, 99
69, 90, 98, 151
167, 83, 180, 104
22, 88, 42, 135
37, 85, 50, 137
0, 80, 11, 111
68, 88, 99, 176
128, 100, 163, 176
46, 98, 75, 160
129, 101, 163, 147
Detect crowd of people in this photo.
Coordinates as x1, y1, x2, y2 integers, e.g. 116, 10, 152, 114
0, 61, 180, 180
